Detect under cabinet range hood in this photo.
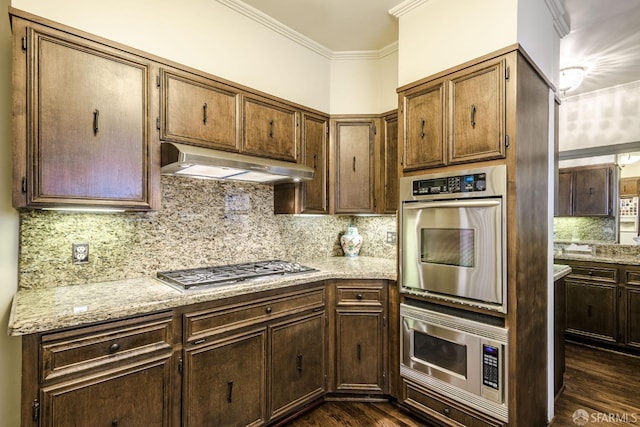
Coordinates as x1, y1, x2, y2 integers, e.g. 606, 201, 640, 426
160, 142, 314, 184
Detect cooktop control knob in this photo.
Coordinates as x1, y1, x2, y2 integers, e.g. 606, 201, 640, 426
475, 180, 486, 191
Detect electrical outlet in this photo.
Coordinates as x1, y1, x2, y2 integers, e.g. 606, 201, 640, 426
72, 243, 89, 264
386, 231, 397, 244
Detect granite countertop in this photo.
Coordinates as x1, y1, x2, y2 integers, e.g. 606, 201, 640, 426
554, 253, 640, 266
553, 264, 571, 281
8, 256, 396, 336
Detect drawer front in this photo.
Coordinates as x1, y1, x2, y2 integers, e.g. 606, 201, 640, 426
403, 379, 505, 427
567, 265, 617, 283
185, 287, 325, 342
41, 312, 173, 382
624, 270, 640, 286
335, 282, 385, 306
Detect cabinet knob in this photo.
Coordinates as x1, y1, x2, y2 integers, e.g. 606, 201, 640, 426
266, 306, 272, 314
109, 343, 120, 354
356, 293, 363, 300
443, 408, 451, 417
112, 419, 118, 427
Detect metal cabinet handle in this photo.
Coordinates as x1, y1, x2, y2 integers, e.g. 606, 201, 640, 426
470, 104, 476, 128
93, 109, 100, 135
356, 293, 363, 300
352, 156, 356, 172
266, 306, 272, 314
296, 352, 303, 371
109, 343, 120, 354
357, 344, 361, 361
313, 154, 318, 170
420, 117, 426, 138
443, 408, 451, 417
227, 381, 233, 403
112, 419, 118, 427
269, 120, 274, 138
587, 305, 592, 317
203, 102, 208, 124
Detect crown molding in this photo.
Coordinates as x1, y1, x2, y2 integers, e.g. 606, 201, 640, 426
217, 0, 398, 60
545, 0, 570, 38
389, 0, 428, 18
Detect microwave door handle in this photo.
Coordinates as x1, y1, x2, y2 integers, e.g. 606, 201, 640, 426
404, 199, 501, 210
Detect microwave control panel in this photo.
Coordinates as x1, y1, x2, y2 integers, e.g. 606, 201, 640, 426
412, 172, 487, 196
482, 344, 500, 390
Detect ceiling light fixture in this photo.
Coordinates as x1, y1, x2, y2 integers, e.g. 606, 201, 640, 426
559, 66, 586, 93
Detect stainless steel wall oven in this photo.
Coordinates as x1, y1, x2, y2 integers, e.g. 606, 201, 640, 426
399, 165, 507, 313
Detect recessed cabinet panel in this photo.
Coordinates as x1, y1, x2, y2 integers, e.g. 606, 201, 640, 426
161, 69, 239, 151
566, 280, 618, 342
25, 28, 153, 208
556, 170, 573, 216
626, 287, 640, 348
383, 113, 399, 213
403, 83, 445, 170
243, 96, 298, 162
449, 60, 505, 164
573, 166, 612, 216
334, 120, 375, 213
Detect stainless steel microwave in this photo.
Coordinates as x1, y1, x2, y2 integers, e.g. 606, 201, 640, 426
400, 303, 509, 422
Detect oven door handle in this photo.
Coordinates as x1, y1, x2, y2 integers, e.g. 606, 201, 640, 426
402, 199, 501, 210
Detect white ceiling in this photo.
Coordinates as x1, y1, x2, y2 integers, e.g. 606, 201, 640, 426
236, 0, 640, 97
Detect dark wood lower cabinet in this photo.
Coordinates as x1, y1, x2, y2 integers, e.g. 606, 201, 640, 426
182, 329, 266, 427
565, 280, 618, 342
41, 356, 172, 427
270, 312, 327, 419
625, 286, 640, 349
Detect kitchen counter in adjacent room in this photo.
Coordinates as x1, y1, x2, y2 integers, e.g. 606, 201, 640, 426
8, 257, 396, 336
553, 264, 572, 281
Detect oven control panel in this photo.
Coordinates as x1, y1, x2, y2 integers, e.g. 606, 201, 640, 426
412, 172, 487, 196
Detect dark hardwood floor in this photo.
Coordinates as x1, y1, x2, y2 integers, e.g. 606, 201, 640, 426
551, 342, 640, 426
283, 342, 640, 427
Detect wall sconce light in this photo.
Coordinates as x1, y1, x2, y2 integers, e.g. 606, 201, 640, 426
559, 66, 585, 93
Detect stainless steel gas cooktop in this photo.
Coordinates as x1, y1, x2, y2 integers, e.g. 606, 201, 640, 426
156, 260, 317, 290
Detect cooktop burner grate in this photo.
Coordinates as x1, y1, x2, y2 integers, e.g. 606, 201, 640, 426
156, 260, 317, 290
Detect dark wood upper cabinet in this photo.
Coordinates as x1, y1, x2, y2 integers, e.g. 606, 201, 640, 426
398, 55, 507, 172
242, 95, 299, 162
301, 112, 329, 213
159, 68, 240, 152
332, 118, 376, 214
382, 111, 399, 214
557, 164, 614, 217
12, 18, 159, 210
402, 82, 446, 171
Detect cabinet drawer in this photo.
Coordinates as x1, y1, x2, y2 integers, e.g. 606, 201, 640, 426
567, 265, 617, 283
624, 270, 640, 286
185, 286, 325, 342
402, 379, 505, 427
335, 282, 385, 306
40, 312, 173, 382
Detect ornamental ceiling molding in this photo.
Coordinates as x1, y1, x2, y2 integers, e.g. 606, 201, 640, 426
216, 0, 398, 60
545, 0, 570, 38
388, 0, 428, 18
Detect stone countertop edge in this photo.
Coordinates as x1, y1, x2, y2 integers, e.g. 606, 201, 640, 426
554, 253, 640, 266
553, 264, 571, 281
8, 257, 397, 337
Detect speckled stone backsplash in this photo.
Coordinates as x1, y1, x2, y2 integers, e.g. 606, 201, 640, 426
553, 217, 616, 242
18, 176, 397, 289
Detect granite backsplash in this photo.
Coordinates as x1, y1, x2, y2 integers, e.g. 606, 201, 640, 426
18, 176, 397, 289
553, 216, 616, 242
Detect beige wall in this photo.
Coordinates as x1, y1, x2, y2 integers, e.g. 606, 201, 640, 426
1, 0, 21, 423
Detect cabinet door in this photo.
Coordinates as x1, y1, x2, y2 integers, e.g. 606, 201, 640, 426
269, 312, 326, 419
160, 69, 240, 151
626, 286, 640, 349
22, 26, 155, 210
183, 330, 266, 427
301, 113, 329, 213
382, 112, 399, 214
620, 177, 639, 197
335, 310, 385, 393
40, 356, 172, 427
242, 96, 298, 162
333, 120, 375, 213
402, 83, 445, 171
448, 59, 506, 164
566, 280, 618, 342
556, 169, 573, 216
573, 166, 612, 216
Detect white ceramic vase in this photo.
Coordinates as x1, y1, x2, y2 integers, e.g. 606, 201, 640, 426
340, 225, 363, 257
